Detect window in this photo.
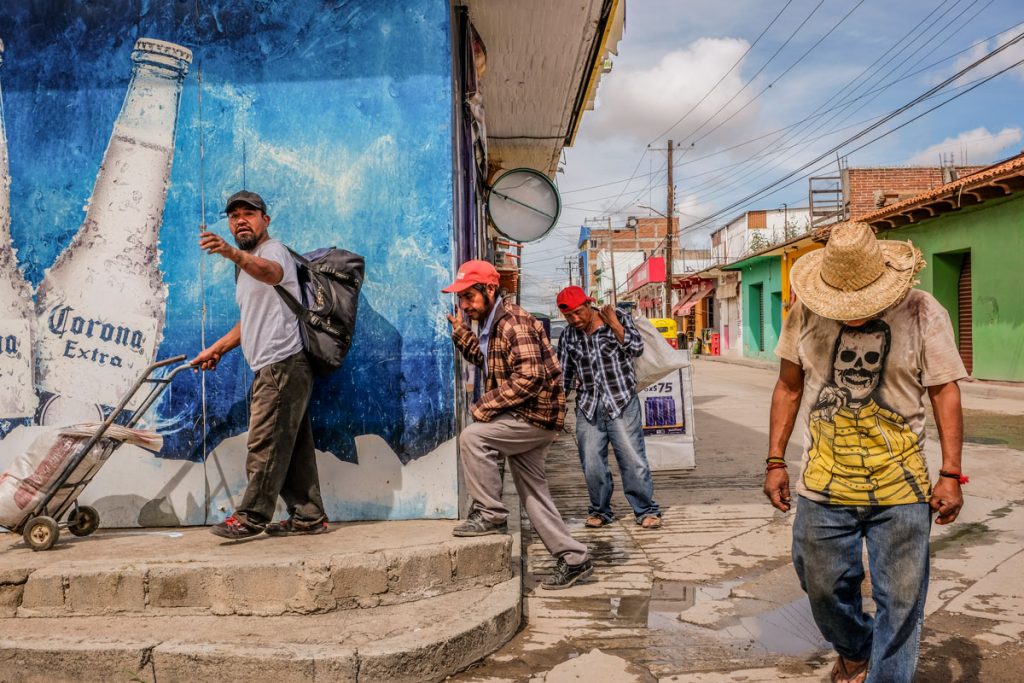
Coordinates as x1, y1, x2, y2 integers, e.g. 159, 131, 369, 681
747, 210, 767, 230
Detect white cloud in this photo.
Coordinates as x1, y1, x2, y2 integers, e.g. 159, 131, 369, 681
906, 126, 1022, 166
949, 30, 1024, 85
589, 38, 759, 145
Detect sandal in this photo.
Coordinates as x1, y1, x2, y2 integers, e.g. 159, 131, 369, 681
585, 516, 609, 528
640, 516, 662, 529
830, 656, 868, 683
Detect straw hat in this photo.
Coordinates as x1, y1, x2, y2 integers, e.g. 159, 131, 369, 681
790, 221, 924, 321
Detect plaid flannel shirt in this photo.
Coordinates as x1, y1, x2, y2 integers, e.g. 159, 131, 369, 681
451, 299, 566, 431
557, 309, 644, 421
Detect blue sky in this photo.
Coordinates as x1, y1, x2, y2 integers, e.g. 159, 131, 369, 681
520, 0, 1024, 313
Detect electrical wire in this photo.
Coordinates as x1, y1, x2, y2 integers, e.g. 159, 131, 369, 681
650, 0, 797, 143
679, 42, 1024, 236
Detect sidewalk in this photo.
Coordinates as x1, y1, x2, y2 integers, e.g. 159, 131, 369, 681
454, 360, 1024, 682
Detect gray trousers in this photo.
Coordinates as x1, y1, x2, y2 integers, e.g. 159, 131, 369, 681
238, 352, 325, 527
460, 413, 589, 565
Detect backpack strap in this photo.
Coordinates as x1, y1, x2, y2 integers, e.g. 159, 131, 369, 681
274, 283, 305, 317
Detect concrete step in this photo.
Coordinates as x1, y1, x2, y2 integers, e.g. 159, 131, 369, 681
0, 577, 521, 683
0, 522, 512, 618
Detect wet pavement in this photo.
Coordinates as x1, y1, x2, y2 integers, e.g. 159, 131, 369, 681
451, 359, 1024, 682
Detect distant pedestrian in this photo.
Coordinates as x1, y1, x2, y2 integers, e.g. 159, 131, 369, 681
555, 286, 661, 529
192, 191, 327, 540
764, 221, 967, 683
444, 260, 593, 589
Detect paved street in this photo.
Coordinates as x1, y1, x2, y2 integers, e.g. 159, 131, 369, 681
453, 358, 1024, 682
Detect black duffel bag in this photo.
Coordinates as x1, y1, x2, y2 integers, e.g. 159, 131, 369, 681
274, 247, 365, 376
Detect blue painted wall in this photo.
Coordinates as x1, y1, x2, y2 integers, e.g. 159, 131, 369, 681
0, 1, 455, 469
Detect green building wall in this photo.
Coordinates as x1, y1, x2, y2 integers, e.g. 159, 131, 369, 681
878, 194, 1024, 382
732, 256, 783, 362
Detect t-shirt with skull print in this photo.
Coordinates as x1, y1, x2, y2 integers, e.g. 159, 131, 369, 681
776, 289, 967, 506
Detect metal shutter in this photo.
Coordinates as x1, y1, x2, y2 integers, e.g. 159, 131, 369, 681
958, 254, 973, 374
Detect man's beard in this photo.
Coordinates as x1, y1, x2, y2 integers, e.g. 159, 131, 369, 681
234, 233, 258, 251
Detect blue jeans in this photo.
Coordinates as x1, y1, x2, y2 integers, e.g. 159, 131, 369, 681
575, 395, 660, 523
792, 497, 931, 683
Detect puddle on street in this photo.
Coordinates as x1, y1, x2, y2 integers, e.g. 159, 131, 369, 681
620, 580, 829, 657
732, 598, 830, 656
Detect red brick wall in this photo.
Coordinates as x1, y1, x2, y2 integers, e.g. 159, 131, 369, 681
845, 167, 985, 218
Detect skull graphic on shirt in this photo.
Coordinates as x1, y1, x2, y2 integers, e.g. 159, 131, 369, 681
832, 326, 888, 405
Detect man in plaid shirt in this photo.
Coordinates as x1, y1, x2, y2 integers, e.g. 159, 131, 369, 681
443, 260, 593, 589
556, 286, 662, 529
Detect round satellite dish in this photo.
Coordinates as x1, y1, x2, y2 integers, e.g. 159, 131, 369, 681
486, 168, 561, 242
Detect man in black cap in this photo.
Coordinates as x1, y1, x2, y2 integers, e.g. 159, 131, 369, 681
192, 191, 328, 539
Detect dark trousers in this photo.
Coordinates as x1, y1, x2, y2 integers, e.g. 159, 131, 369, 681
238, 352, 325, 527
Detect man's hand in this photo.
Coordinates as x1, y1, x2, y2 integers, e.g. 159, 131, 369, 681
763, 468, 792, 512
929, 477, 963, 525
190, 346, 222, 372
597, 304, 622, 329
199, 230, 237, 260
446, 307, 468, 332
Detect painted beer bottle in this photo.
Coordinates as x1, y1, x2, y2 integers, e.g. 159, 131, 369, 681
0, 38, 36, 419
34, 38, 192, 423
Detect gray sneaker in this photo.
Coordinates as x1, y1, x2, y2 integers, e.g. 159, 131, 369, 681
541, 557, 594, 590
453, 512, 508, 537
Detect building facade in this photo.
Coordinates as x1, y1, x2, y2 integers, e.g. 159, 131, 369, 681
0, 0, 624, 526
857, 155, 1024, 382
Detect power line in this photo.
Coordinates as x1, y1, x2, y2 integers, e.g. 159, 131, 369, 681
682, 0, 995, 206
679, 36, 1024, 235
557, 17, 1024, 198
649, 0, 797, 143
672, 0, 827, 149
685, 0, 868, 150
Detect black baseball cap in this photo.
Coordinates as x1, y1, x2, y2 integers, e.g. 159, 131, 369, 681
225, 190, 267, 214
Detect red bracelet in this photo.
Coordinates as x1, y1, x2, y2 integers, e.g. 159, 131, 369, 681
766, 462, 788, 471
939, 470, 969, 485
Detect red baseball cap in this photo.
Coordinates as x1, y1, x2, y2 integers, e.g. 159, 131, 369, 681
442, 259, 500, 293
556, 286, 594, 311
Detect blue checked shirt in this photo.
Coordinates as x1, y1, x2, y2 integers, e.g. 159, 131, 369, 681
557, 309, 644, 421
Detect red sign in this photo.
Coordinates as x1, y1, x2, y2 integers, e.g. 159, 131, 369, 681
626, 257, 665, 293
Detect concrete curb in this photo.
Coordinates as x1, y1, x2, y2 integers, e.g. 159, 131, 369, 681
0, 578, 521, 683
3, 534, 512, 618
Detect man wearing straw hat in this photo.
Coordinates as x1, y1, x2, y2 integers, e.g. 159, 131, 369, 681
764, 221, 967, 683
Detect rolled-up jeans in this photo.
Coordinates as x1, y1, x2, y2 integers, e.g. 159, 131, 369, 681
238, 352, 325, 527
574, 395, 660, 523
792, 496, 931, 683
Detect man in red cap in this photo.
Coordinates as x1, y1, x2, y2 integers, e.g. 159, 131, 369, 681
443, 260, 593, 589
556, 286, 661, 530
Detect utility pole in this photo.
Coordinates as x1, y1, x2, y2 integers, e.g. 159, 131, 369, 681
560, 256, 576, 287
664, 140, 674, 318
604, 217, 619, 305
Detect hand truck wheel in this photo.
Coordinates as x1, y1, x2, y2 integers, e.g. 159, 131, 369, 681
23, 516, 59, 551
68, 505, 100, 537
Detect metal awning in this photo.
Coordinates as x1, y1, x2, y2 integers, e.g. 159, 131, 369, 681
465, 0, 625, 176
672, 281, 713, 316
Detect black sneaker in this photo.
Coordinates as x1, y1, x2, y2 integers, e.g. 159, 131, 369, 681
265, 516, 329, 536
453, 512, 508, 537
210, 514, 264, 540
541, 557, 594, 590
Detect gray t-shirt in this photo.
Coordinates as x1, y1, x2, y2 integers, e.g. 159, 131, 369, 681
235, 239, 304, 371
776, 289, 967, 506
